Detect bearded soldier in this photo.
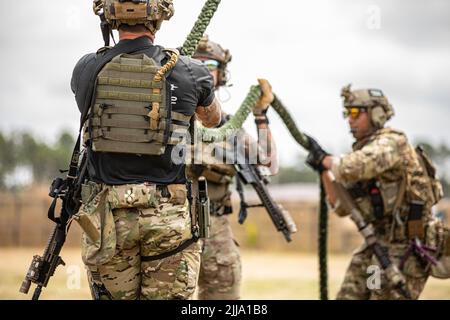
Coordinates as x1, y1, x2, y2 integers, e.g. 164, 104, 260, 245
306, 85, 444, 299
70, 0, 225, 300
190, 36, 278, 300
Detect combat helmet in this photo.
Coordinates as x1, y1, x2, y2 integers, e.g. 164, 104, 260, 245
341, 84, 395, 128
93, 0, 174, 34
193, 35, 232, 87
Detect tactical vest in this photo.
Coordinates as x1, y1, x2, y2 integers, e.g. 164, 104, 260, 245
198, 164, 236, 185
188, 148, 236, 199
188, 114, 237, 191
187, 133, 236, 214
83, 50, 191, 156
342, 128, 438, 240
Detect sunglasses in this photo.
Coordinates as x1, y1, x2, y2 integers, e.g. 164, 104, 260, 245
202, 59, 220, 71
343, 107, 367, 119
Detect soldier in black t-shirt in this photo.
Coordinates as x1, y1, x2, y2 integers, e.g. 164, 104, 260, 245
70, 0, 221, 300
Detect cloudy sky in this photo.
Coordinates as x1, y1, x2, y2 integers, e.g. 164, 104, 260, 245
0, 0, 449, 166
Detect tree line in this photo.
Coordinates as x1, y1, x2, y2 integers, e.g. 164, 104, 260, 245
0, 130, 448, 196
0, 131, 75, 189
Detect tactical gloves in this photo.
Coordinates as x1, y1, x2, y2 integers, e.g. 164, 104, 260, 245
305, 135, 330, 173
254, 79, 274, 116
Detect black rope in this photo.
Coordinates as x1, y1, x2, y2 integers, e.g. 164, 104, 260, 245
318, 181, 329, 300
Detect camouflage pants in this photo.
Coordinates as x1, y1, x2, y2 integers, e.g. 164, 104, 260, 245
79, 183, 201, 300
337, 242, 429, 300
197, 214, 242, 300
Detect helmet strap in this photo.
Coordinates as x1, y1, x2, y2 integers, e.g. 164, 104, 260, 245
99, 12, 111, 47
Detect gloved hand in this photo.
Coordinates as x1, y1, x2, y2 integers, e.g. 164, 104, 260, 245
254, 79, 274, 116
305, 134, 330, 173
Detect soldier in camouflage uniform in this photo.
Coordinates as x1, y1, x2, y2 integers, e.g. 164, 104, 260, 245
70, 0, 224, 300
306, 85, 442, 299
190, 36, 279, 300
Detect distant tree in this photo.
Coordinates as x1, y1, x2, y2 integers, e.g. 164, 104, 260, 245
0, 132, 17, 189
273, 166, 318, 184
13, 130, 75, 184
272, 154, 319, 185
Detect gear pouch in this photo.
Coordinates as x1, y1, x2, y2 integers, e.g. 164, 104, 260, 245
107, 184, 160, 209
75, 184, 116, 266
426, 219, 450, 279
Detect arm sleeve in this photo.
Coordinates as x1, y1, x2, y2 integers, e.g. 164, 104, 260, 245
190, 59, 215, 107
331, 134, 405, 184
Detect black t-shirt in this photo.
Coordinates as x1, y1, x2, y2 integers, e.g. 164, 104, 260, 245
71, 37, 215, 185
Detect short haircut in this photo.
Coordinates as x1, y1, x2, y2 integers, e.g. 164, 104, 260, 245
119, 24, 154, 34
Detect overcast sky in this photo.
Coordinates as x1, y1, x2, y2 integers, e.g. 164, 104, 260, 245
0, 0, 449, 166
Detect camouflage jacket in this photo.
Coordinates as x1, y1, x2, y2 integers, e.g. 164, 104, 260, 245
331, 128, 431, 228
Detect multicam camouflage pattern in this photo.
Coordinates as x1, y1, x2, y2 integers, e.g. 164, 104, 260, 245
77, 182, 201, 300
197, 215, 242, 300
96, 0, 174, 33
188, 133, 242, 299
330, 127, 442, 299
76, 183, 116, 266
187, 124, 237, 204
427, 219, 450, 279
194, 35, 232, 65
332, 128, 432, 226
337, 243, 428, 300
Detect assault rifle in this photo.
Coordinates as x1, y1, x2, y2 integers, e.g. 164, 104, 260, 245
19, 141, 87, 300
227, 146, 297, 242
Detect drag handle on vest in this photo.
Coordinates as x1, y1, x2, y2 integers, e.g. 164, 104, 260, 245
332, 180, 412, 299
197, 177, 211, 239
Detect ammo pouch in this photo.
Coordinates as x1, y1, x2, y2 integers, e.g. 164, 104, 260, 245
407, 201, 425, 240
415, 146, 444, 206
426, 219, 450, 279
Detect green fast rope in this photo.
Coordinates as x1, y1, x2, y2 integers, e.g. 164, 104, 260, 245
181, 0, 222, 57
198, 85, 261, 140
271, 95, 310, 148
272, 94, 329, 300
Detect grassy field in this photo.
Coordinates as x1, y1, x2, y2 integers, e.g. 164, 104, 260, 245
1, 248, 449, 300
